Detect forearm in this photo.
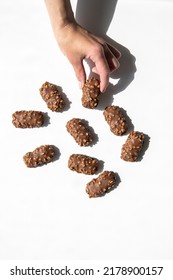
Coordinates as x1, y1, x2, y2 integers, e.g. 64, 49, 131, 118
44, 0, 75, 32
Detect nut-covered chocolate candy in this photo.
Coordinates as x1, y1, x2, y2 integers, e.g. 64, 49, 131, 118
121, 131, 144, 162
23, 145, 55, 167
86, 171, 116, 198
103, 105, 127, 136
82, 77, 100, 108
12, 110, 44, 128
66, 118, 93, 146
68, 154, 99, 175
39, 81, 65, 112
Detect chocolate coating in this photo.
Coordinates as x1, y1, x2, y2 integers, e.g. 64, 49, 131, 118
86, 171, 116, 198
39, 81, 65, 112
121, 131, 144, 161
12, 110, 44, 128
66, 118, 93, 146
68, 154, 99, 175
103, 105, 127, 136
23, 145, 55, 167
82, 77, 100, 108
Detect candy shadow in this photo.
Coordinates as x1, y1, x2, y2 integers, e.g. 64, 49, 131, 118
51, 145, 61, 162
96, 159, 105, 175
42, 112, 50, 127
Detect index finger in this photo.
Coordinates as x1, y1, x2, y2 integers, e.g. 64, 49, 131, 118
92, 54, 110, 92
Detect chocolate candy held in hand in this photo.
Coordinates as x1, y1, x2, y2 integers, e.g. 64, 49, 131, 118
66, 118, 93, 146
86, 171, 117, 198
12, 110, 44, 128
121, 131, 145, 162
68, 154, 99, 175
39, 81, 65, 112
103, 105, 127, 136
23, 145, 55, 167
82, 77, 100, 109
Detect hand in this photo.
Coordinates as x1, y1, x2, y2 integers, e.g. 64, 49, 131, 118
55, 22, 121, 92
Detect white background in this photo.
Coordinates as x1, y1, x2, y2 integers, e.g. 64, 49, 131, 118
0, 0, 173, 260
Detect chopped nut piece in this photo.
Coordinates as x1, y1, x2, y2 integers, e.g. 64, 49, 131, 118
23, 145, 55, 167
12, 110, 44, 128
86, 171, 116, 198
66, 118, 93, 146
68, 154, 99, 175
121, 131, 145, 161
39, 81, 65, 112
82, 77, 100, 108
103, 105, 127, 136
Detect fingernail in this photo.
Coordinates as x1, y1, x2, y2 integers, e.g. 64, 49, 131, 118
101, 87, 106, 93
100, 85, 107, 93
79, 81, 84, 89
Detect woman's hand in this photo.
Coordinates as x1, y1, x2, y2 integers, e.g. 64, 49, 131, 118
44, 0, 121, 92
56, 22, 121, 92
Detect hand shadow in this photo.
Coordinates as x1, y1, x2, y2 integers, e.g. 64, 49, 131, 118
75, 0, 136, 107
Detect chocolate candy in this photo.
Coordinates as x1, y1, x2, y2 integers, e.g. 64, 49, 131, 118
68, 154, 99, 175
82, 77, 100, 108
39, 81, 65, 112
66, 118, 93, 146
86, 171, 116, 198
23, 145, 55, 167
12, 110, 44, 128
121, 131, 144, 161
103, 105, 127, 136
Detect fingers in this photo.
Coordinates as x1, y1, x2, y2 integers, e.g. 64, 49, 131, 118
92, 59, 109, 92
63, 26, 121, 92
72, 59, 86, 89
71, 43, 121, 93
90, 43, 120, 92
89, 45, 109, 92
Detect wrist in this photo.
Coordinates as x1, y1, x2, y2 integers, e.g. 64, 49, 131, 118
54, 21, 77, 48
53, 16, 76, 34
44, 0, 75, 32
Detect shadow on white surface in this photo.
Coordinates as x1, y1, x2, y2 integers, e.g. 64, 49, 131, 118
51, 145, 61, 163
76, 0, 118, 35
42, 112, 50, 127
96, 159, 105, 174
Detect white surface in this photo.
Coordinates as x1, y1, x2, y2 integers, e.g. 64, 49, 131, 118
0, 0, 173, 260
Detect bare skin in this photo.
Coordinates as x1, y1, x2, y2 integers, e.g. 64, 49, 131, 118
44, 0, 121, 92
